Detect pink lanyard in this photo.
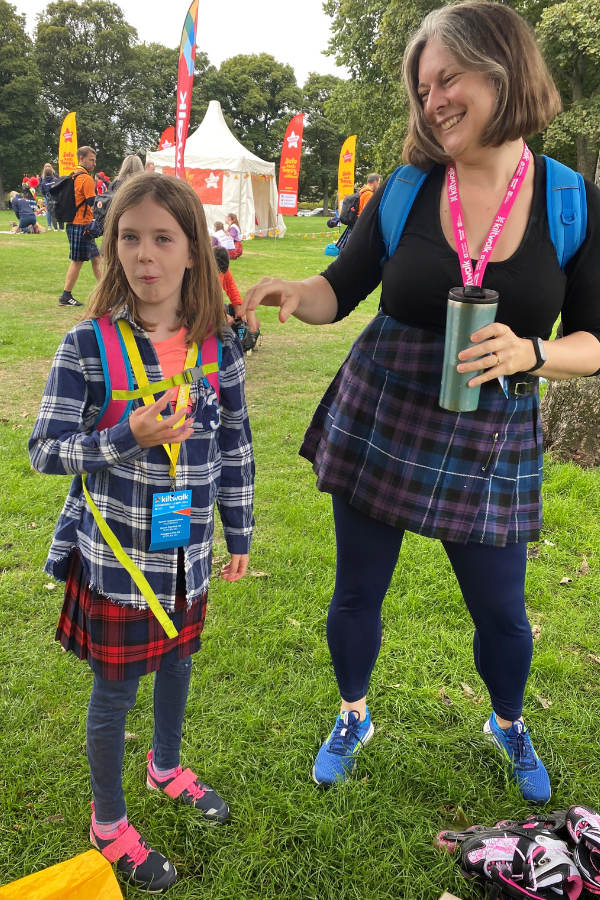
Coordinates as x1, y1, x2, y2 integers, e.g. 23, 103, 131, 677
447, 142, 530, 287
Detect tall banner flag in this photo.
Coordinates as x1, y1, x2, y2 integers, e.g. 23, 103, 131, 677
337, 134, 357, 211
277, 113, 304, 215
158, 126, 175, 151
175, 0, 199, 179
58, 112, 78, 176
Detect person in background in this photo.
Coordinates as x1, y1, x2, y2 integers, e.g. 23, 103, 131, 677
145, 160, 156, 173
111, 155, 144, 193
358, 173, 381, 215
211, 221, 235, 252
225, 213, 243, 259
95, 172, 111, 195
8, 190, 46, 233
213, 246, 259, 333
41, 164, 62, 231
59, 146, 101, 308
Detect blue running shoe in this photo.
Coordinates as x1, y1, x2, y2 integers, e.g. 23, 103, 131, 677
483, 712, 551, 805
313, 709, 374, 785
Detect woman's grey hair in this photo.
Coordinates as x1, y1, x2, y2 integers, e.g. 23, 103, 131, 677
402, 1, 561, 169
117, 155, 144, 180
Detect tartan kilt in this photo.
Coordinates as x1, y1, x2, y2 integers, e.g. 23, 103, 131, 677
66, 223, 100, 262
56, 550, 208, 681
300, 313, 543, 547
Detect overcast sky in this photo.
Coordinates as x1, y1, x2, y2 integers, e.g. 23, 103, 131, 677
16, 0, 348, 86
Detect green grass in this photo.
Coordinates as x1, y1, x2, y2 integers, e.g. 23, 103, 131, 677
1, 211, 599, 899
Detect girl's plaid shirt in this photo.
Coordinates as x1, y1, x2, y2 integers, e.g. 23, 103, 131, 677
29, 309, 254, 611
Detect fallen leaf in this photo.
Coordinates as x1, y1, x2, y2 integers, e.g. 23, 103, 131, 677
18, 412, 29, 418
285, 434, 291, 441
389, 683, 403, 689
527, 546, 540, 559
543, 540, 555, 546
13, 824, 22, 831
532, 624, 542, 641
451, 806, 470, 829
43, 814, 64, 823
587, 654, 600, 666
12, 423, 23, 430
439, 688, 453, 707
286, 617, 300, 627
306, 572, 313, 578
250, 571, 270, 578
124, 731, 138, 741
559, 577, 572, 585
360, 775, 369, 783
536, 695, 552, 709
460, 682, 476, 698
44, 583, 57, 591
26, 803, 34, 808
577, 556, 590, 576
28, 522, 36, 529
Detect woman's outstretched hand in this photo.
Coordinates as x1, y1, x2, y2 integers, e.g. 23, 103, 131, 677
457, 324, 539, 386
239, 277, 301, 323
129, 389, 194, 448
221, 554, 249, 582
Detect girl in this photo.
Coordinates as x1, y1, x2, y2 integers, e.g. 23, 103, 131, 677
30, 173, 255, 893
225, 213, 243, 259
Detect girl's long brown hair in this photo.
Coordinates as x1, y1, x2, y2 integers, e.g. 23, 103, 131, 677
87, 173, 224, 344
226, 213, 240, 228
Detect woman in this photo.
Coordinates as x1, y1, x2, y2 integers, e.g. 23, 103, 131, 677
40, 164, 62, 230
111, 154, 144, 193
241, 0, 600, 804
9, 191, 46, 233
225, 213, 243, 258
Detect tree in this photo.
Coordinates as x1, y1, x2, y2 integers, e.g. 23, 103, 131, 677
35, 0, 140, 172
206, 54, 302, 162
538, 0, 600, 180
0, 0, 48, 203
300, 73, 345, 210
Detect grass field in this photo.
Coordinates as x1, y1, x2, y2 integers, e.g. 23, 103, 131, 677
1, 211, 599, 899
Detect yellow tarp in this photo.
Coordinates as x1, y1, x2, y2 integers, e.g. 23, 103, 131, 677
0, 850, 121, 899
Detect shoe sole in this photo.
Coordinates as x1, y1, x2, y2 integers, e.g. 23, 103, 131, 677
482, 720, 550, 806
146, 777, 229, 824
312, 720, 375, 786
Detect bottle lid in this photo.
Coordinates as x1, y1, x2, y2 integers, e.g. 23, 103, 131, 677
449, 286, 499, 304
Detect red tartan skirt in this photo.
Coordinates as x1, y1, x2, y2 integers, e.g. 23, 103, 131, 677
55, 550, 208, 681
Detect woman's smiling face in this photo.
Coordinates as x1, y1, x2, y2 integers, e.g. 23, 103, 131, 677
417, 39, 498, 161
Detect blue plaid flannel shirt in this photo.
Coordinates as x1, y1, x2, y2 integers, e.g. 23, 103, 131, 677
29, 308, 254, 610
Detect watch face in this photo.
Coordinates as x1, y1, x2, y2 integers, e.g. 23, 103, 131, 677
536, 337, 547, 362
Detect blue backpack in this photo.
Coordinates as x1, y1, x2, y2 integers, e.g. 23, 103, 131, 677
379, 157, 587, 269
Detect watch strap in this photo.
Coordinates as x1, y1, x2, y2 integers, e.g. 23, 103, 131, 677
524, 336, 546, 373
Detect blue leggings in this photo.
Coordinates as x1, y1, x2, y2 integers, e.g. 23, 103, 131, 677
327, 497, 532, 720
87, 657, 193, 823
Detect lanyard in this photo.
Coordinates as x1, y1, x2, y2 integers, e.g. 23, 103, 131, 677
447, 142, 530, 287
117, 319, 196, 488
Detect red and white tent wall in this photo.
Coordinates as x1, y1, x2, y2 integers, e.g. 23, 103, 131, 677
146, 101, 286, 239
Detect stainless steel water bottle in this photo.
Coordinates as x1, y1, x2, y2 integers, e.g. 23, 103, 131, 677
439, 285, 499, 412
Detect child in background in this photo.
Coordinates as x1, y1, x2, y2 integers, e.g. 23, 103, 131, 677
30, 174, 254, 893
211, 220, 234, 252
225, 213, 243, 259
213, 246, 259, 334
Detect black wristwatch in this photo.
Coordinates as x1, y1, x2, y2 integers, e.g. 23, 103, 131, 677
525, 337, 547, 372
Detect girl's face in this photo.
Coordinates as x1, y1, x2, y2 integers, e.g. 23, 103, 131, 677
417, 39, 497, 161
225, 215, 232, 224
117, 197, 193, 312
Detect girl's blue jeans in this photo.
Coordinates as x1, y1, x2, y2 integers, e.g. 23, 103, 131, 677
87, 656, 193, 823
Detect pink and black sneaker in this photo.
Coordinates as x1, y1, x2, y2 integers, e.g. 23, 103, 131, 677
146, 750, 229, 824
567, 806, 600, 895
90, 803, 177, 893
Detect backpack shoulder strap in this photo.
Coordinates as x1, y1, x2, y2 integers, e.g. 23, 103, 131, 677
197, 332, 222, 402
92, 316, 134, 431
379, 165, 430, 263
544, 156, 587, 269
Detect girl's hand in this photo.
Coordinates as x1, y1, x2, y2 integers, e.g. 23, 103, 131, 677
240, 277, 301, 323
221, 554, 249, 582
457, 324, 538, 387
129, 389, 194, 448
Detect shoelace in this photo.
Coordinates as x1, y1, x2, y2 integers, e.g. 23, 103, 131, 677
126, 837, 151, 869
505, 728, 537, 770
328, 712, 364, 756
184, 779, 207, 802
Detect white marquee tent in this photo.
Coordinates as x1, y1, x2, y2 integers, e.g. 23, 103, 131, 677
146, 101, 286, 239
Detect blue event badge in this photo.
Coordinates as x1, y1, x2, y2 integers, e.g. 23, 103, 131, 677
149, 490, 191, 551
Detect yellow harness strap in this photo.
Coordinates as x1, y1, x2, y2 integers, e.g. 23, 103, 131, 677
81, 320, 203, 639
